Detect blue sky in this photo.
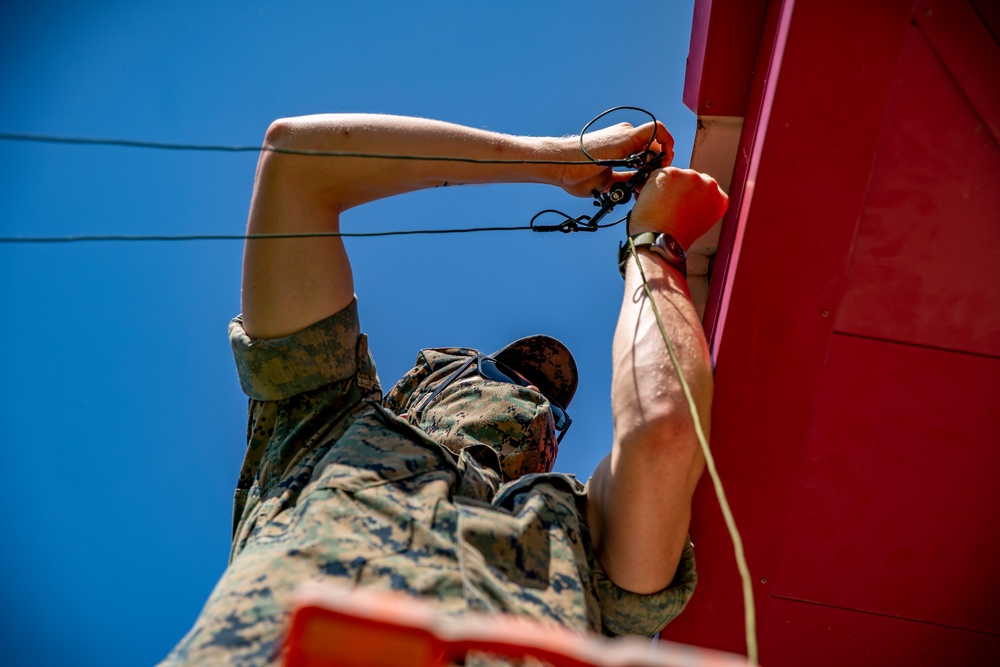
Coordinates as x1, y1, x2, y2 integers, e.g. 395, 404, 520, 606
0, 1, 697, 664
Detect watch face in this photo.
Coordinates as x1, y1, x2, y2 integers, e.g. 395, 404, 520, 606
657, 234, 687, 261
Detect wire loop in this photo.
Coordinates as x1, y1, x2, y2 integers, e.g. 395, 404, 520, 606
578, 106, 659, 164
527, 106, 665, 232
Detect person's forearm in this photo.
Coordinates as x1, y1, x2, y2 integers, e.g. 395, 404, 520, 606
260, 113, 571, 214
612, 252, 712, 455
591, 252, 711, 593
241, 115, 574, 339
585, 166, 724, 593
240, 114, 664, 340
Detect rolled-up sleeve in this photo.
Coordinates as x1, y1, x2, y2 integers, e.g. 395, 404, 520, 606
226, 298, 382, 553
229, 299, 364, 401
592, 538, 697, 637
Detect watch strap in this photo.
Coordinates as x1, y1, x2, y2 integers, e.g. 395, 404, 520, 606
617, 232, 687, 279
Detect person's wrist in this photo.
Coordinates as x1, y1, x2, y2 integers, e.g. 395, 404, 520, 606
634, 246, 687, 279
626, 217, 691, 250
540, 135, 583, 187
618, 230, 688, 279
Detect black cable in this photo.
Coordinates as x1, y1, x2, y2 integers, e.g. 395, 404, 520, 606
578, 106, 658, 163
529, 210, 630, 234
532, 108, 662, 231
0, 107, 661, 244
0, 131, 621, 166
0, 226, 532, 244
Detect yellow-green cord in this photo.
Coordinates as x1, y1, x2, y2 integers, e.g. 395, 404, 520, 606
628, 237, 758, 665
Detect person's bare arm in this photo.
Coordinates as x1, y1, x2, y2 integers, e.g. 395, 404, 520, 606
587, 168, 728, 594
241, 114, 673, 339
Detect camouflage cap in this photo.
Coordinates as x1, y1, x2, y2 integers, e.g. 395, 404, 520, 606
491, 335, 578, 410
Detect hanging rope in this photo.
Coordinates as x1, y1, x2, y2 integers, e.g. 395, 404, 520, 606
627, 236, 757, 665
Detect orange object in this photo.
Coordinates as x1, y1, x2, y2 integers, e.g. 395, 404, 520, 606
283, 583, 750, 667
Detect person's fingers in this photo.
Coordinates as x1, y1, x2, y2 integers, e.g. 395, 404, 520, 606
630, 121, 674, 162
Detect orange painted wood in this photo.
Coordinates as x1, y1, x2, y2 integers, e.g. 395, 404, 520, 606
282, 584, 751, 667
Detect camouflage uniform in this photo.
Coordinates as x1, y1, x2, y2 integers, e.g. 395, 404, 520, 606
160, 299, 696, 666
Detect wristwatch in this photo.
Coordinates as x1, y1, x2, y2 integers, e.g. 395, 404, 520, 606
617, 232, 687, 278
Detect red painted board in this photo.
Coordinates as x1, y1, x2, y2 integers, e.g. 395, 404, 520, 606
683, 0, 768, 117
971, 0, 1000, 43
664, 0, 915, 655
701, 0, 783, 345
836, 23, 1000, 358
763, 597, 1000, 667
773, 334, 1000, 635
917, 0, 1000, 144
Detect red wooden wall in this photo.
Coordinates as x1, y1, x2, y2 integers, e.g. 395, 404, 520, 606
664, 0, 1000, 664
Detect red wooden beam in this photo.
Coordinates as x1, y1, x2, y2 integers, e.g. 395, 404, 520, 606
684, 0, 769, 117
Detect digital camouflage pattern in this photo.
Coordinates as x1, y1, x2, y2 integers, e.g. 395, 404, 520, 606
160, 299, 696, 666
389, 347, 560, 480
491, 334, 579, 410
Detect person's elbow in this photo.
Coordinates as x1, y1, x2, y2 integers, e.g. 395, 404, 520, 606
263, 116, 306, 149
613, 366, 712, 458
616, 407, 704, 469
253, 117, 329, 207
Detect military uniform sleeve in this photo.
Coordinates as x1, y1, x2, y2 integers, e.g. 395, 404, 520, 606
229, 297, 372, 401
227, 298, 382, 552
592, 537, 697, 637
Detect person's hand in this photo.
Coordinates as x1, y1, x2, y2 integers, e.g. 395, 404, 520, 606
552, 121, 675, 199
627, 167, 728, 249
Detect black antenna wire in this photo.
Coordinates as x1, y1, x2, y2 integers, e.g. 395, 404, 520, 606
0, 107, 660, 244
0, 131, 621, 165
0, 227, 532, 244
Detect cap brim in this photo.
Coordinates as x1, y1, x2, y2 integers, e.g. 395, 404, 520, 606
491, 335, 578, 409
